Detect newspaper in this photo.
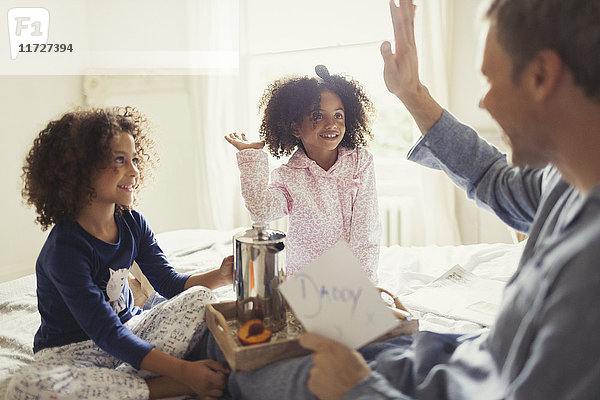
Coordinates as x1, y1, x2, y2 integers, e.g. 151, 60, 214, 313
401, 265, 506, 327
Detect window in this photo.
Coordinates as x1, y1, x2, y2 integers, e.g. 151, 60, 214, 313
242, 1, 419, 172
241, 1, 422, 243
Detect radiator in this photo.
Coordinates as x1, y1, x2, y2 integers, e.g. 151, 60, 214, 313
378, 196, 416, 247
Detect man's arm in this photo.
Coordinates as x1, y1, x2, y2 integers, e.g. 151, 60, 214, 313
503, 242, 600, 399
380, 0, 443, 135
381, 0, 542, 232
299, 334, 415, 399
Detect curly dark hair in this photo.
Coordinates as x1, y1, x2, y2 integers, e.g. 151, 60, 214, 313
22, 106, 158, 230
258, 72, 375, 158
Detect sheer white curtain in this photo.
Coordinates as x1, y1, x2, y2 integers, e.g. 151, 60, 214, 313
186, 0, 249, 230
412, 0, 463, 245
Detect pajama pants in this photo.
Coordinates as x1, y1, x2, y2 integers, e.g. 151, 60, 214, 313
195, 328, 418, 400
5, 286, 215, 400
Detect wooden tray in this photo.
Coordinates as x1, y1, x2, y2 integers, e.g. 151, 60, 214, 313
206, 299, 418, 371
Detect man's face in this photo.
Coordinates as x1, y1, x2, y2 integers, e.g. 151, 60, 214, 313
479, 25, 552, 168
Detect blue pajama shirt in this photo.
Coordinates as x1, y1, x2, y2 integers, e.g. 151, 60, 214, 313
33, 210, 190, 368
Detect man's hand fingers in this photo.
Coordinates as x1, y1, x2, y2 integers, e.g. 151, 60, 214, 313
299, 333, 335, 352
390, 0, 417, 56
380, 40, 396, 68
389, 0, 399, 54
380, 40, 393, 57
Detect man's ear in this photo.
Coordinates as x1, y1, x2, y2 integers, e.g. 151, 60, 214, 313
526, 49, 563, 102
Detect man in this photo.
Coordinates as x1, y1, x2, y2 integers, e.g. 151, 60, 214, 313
211, 0, 600, 398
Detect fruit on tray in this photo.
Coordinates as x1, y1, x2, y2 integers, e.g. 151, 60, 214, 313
237, 319, 273, 346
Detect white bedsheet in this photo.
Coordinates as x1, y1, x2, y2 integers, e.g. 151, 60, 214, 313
0, 228, 523, 396
378, 242, 523, 332
0, 274, 39, 397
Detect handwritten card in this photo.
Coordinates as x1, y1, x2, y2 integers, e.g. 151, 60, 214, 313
280, 241, 398, 349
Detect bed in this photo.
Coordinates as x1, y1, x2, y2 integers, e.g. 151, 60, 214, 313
0, 228, 524, 396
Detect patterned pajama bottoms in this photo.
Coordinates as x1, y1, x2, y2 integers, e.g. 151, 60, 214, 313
5, 286, 215, 400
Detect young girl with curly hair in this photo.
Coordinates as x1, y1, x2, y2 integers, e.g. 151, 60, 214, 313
8, 107, 232, 400
225, 65, 380, 282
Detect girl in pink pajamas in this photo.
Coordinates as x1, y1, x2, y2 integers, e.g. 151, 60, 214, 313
225, 65, 381, 282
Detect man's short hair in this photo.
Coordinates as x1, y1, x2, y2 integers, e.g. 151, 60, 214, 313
486, 0, 600, 100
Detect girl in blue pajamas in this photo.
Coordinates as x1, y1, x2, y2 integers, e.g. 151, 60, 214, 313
7, 107, 232, 400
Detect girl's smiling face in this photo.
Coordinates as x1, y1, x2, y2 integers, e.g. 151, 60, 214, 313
89, 132, 140, 208
294, 89, 346, 169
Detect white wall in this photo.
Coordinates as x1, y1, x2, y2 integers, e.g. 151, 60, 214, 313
0, 0, 207, 282
81, 76, 208, 232
0, 74, 218, 283
0, 76, 84, 282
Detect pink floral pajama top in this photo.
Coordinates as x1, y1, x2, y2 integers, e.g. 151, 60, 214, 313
236, 146, 381, 283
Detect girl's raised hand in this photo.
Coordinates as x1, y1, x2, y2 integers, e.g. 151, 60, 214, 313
224, 132, 265, 151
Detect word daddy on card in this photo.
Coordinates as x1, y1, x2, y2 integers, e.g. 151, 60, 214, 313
280, 241, 398, 349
